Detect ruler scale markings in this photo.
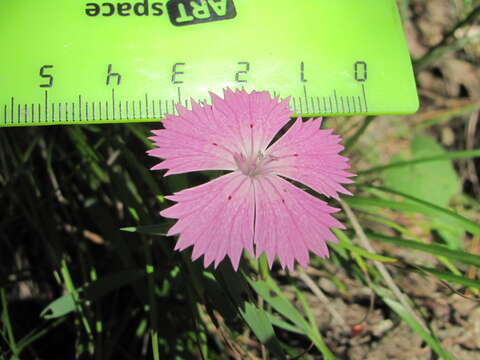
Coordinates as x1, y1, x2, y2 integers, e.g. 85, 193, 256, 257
125, 101, 129, 120
0, 1, 419, 127
145, 93, 149, 119
362, 84, 368, 112
303, 84, 309, 113
79, 95, 82, 121
112, 89, 116, 120
159, 100, 162, 116
44, 91, 48, 122
133, 101, 136, 120
24, 104, 27, 123
334, 90, 339, 113
92, 102, 95, 121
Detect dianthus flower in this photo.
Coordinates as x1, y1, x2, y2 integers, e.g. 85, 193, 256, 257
148, 89, 354, 270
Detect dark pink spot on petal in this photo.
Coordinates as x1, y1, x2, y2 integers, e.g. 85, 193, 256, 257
228, 195, 232, 200
212, 143, 218, 146
294, 153, 299, 157
249, 124, 253, 128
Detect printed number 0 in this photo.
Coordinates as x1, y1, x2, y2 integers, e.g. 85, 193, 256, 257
354, 61, 367, 82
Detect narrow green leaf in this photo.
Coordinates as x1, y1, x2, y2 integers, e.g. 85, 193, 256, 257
214, 265, 286, 359
382, 296, 453, 360
266, 313, 305, 335
417, 266, 480, 289
352, 184, 480, 236
41, 269, 146, 319
366, 231, 480, 267
358, 149, 480, 176
295, 288, 336, 360
333, 229, 397, 263
121, 224, 170, 236
40, 293, 76, 319
247, 278, 309, 330
242, 303, 286, 359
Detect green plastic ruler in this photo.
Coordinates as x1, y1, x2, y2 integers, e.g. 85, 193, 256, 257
0, 0, 418, 127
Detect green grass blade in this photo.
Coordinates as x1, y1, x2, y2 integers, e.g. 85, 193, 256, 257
351, 185, 480, 236
295, 288, 336, 360
121, 224, 170, 236
381, 295, 453, 360
358, 149, 480, 176
247, 278, 309, 330
41, 269, 146, 319
332, 229, 397, 263
416, 266, 480, 289
214, 265, 286, 359
266, 313, 305, 335
242, 303, 286, 359
366, 231, 480, 267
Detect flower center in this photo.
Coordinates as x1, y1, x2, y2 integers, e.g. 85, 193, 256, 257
233, 151, 276, 177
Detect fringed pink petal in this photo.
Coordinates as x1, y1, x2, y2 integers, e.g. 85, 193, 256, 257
210, 89, 293, 155
265, 117, 355, 199
148, 89, 292, 176
253, 174, 344, 271
161, 172, 255, 270
148, 101, 236, 175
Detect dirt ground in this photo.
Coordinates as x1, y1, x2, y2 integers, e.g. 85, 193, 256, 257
303, 1, 480, 358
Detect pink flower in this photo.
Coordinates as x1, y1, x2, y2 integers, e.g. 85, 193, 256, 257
148, 89, 354, 270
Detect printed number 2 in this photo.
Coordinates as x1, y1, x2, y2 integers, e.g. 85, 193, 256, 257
236, 62, 250, 83
39, 65, 54, 88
